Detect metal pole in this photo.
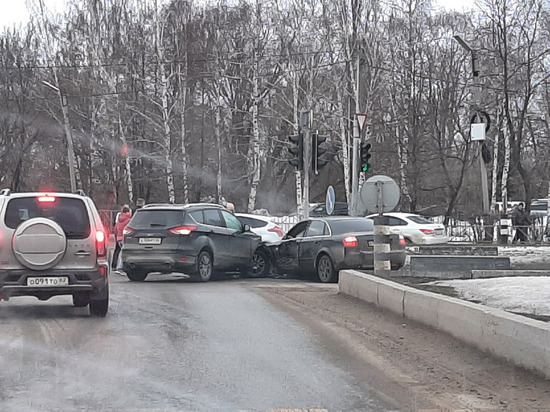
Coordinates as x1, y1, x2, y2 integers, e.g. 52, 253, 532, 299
302, 110, 311, 219
479, 142, 489, 215
350, 55, 361, 217
59, 94, 77, 193
350, 120, 360, 216
373, 181, 391, 277
43, 80, 77, 192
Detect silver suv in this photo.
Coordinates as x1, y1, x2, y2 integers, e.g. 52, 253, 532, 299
0, 189, 110, 317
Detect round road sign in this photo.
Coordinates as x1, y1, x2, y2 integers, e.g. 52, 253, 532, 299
359, 175, 400, 215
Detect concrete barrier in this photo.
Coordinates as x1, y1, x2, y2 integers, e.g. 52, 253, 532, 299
409, 245, 499, 256
408, 255, 510, 279
339, 270, 550, 379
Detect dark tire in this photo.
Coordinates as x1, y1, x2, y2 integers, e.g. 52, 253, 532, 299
72, 293, 90, 307
247, 249, 270, 278
89, 286, 109, 317
316, 254, 337, 283
126, 269, 148, 282
190, 250, 213, 282
90, 298, 108, 317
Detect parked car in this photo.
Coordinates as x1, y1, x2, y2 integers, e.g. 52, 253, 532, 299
0, 189, 110, 317
309, 202, 349, 217
235, 213, 284, 243
267, 217, 406, 283
530, 199, 549, 218
366, 212, 448, 245
122, 203, 270, 282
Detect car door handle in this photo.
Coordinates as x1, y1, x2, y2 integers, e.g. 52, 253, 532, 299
75, 251, 91, 256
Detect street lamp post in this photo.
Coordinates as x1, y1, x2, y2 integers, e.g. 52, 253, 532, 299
43, 80, 77, 193
454, 35, 490, 216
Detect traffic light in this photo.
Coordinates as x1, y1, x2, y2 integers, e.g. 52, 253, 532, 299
360, 141, 372, 172
288, 133, 303, 170
312, 132, 328, 173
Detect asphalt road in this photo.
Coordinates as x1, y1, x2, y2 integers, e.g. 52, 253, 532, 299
3, 272, 550, 411
0, 274, 398, 412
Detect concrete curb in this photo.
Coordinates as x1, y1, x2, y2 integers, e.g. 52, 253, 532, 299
339, 270, 550, 379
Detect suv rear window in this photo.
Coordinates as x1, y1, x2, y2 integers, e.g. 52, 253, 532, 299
129, 210, 183, 228
5, 196, 90, 239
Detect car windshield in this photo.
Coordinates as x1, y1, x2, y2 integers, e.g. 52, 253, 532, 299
329, 218, 373, 235
129, 210, 183, 229
5, 196, 90, 238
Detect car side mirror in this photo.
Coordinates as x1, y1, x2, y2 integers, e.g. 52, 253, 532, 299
243, 224, 251, 232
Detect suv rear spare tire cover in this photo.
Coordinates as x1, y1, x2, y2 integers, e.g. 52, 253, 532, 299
12, 218, 67, 270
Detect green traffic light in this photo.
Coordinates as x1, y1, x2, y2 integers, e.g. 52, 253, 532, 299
362, 163, 370, 172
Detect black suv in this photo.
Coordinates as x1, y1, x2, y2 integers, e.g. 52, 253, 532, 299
122, 203, 270, 281
0, 189, 110, 317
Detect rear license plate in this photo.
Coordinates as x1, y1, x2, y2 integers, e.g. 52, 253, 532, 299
139, 237, 162, 245
27, 277, 69, 287
435, 229, 444, 235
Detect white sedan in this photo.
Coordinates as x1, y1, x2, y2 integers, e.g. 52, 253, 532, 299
366, 212, 449, 245
235, 213, 285, 244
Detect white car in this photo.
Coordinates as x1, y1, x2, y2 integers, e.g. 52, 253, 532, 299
366, 212, 449, 245
235, 213, 285, 243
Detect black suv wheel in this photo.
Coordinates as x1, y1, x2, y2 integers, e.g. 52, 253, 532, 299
247, 249, 270, 278
190, 250, 213, 282
126, 269, 148, 282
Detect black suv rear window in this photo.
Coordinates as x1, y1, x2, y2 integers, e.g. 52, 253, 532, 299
5, 196, 90, 239
129, 210, 183, 229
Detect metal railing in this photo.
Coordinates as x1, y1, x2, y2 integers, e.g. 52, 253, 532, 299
445, 215, 549, 244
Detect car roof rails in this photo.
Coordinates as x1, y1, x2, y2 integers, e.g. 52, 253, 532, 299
0, 188, 11, 196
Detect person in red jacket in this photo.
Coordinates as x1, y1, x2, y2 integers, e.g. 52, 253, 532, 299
112, 205, 132, 271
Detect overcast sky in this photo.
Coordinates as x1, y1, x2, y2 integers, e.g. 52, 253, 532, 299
2, 0, 477, 31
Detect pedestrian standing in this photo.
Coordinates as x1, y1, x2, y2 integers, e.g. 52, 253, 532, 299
512, 203, 531, 243
112, 205, 132, 271
133, 197, 145, 214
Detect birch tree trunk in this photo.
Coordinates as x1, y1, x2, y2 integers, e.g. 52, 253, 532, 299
336, 92, 351, 204
247, 68, 261, 212
491, 109, 500, 210
215, 103, 223, 203
501, 119, 511, 210
178, 61, 189, 204
119, 114, 134, 203
156, 11, 175, 204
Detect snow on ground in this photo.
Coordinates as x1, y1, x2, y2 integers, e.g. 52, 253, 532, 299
430, 277, 550, 317
428, 245, 550, 317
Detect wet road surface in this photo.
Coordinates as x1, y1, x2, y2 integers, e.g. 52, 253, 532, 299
0, 274, 399, 411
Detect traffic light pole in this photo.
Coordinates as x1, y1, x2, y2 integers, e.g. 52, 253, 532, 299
350, 119, 360, 217
302, 113, 311, 220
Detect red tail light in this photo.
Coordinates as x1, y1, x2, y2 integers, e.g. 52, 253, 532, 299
342, 236, 358, 248
420, 229, 435, 235
123, 227, 134, 236
268, 226, 284, 237
169, 226, 197, 235
399, 235, 406, 246
96, 230, 106, 257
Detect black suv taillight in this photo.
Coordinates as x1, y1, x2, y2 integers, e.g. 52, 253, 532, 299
169, 226, 197, 235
